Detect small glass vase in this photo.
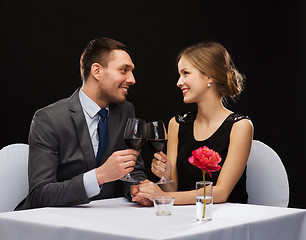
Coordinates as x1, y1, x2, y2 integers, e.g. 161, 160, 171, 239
196, 181, 213, 221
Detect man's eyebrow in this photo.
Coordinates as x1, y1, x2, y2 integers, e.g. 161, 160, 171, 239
121, 64, 135, 70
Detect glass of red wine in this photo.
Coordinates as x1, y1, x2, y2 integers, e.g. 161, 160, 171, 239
122, 118, 146, 182
146, 120, 173, 184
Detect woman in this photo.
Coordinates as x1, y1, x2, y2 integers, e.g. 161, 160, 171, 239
133, 42, 253, 205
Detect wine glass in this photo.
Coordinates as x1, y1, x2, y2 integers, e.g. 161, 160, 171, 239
146, 120, 173, 184
122, 118, 146, 182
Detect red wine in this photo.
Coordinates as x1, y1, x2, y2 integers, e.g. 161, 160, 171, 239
147, 139, 167, 152
125, 138, 145, 149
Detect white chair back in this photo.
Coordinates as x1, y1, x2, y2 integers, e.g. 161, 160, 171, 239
246, 140, 289, 207
0, 144, 29, 212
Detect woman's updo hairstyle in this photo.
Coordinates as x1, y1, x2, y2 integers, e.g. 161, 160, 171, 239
177, 41, 245, 102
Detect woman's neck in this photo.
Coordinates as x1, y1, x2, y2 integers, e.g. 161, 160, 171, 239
196, 97, 231, 124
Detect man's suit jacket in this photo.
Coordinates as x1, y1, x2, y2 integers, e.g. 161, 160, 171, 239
16, 89, 147, 210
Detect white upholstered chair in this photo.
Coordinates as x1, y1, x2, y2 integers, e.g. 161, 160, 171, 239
0, 143, 29, 212
246, 140, 289, 207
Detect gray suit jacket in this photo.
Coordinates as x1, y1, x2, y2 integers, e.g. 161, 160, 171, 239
16, 89, 147, 210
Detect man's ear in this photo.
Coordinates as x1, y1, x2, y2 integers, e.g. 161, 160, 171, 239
91, 63, 103, 80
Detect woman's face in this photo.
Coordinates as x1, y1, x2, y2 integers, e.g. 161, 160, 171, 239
177, 56, 211, 104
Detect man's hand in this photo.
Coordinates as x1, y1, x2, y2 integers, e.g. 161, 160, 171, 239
130, 184, 153, 207
134, 180, 165, 202
95, 149, 139, 185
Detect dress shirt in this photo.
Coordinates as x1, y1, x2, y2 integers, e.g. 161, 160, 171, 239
79, 89, 109, 198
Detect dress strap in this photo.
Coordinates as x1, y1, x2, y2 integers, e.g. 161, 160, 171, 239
225, 113, 251, 123
175, 112, 197, 125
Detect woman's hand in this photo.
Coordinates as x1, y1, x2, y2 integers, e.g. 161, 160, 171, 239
130, 184, 153, 206
132, 180, 166, 202
151, 151, 172, 180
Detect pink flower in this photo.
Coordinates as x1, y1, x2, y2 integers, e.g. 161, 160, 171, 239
188, 146, 222, 177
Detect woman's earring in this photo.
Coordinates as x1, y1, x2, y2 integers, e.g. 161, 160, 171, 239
207, 83, 211, 88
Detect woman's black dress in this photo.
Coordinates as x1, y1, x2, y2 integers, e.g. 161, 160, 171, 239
175, 112, 250, 203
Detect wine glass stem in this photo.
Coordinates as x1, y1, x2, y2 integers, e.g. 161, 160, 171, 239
127, 150, 140, 179
160, 176, 167, 183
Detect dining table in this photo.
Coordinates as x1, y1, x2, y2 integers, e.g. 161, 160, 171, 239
0, 197, 305, 240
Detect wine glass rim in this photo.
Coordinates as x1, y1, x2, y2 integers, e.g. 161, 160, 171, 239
146, 120, 164, 123
127, 117, 146, 121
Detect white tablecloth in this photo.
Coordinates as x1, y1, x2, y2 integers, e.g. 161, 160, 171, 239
0, 197, 305, 240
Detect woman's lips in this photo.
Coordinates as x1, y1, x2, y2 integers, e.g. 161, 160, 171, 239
181, 88, 189, 96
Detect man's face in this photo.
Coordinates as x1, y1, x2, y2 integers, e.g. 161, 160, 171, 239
98, 50, 135, 105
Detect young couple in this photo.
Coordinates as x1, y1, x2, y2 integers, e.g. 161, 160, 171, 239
16, 37, 253, 210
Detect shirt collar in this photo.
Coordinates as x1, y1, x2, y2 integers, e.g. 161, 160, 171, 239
79, 89, 109, 118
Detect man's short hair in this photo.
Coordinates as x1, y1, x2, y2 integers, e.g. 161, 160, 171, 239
80, 37, 131, 82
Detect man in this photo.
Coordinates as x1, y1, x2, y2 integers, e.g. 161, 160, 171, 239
16, 37, 150, 210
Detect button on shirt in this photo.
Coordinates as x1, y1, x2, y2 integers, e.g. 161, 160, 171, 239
79, 89, 109, 198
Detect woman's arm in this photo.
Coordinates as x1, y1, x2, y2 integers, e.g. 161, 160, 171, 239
139, 117, 197, 204
212, 118, 253, 203
150, 117, 179, 192
136, 180, 197, 205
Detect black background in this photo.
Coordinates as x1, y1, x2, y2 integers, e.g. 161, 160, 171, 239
1, 1, 305, 208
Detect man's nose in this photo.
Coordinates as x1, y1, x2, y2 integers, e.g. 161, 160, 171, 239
127, 73, 136, 85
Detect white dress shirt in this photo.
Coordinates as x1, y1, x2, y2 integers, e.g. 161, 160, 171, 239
79, 89, 109, 198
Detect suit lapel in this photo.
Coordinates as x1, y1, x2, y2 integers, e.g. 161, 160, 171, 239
69, 89, 96, 170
